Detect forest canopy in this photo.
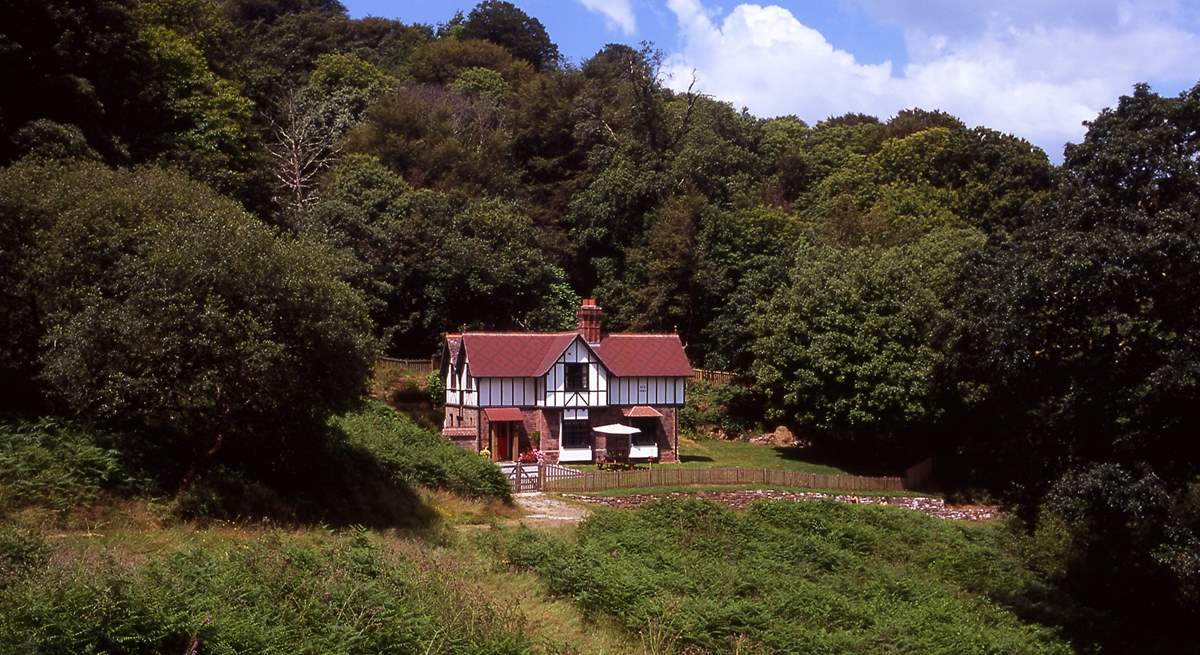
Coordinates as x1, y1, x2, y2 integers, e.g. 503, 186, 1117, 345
1, 2, 1197, 646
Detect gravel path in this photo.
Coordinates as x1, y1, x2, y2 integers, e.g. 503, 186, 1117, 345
513, 492, 592, 523
560, 489, 999, 522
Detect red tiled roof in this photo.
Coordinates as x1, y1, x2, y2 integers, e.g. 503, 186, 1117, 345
462, 332, 577, 377
454, 331, 691, 378
593, 334, 693, 377
623, 405, 664, 418
483, 407, 524, 422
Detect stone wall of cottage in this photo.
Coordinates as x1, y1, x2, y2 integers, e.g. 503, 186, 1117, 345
460, 405, 680, 464
533, 406, 680, 464
443, 405, 478, 431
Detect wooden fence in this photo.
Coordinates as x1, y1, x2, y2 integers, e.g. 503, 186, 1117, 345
691, 368, 737, 385
378, 356, 439, 375
540, 466, 905, 493
500, 462, 541, 493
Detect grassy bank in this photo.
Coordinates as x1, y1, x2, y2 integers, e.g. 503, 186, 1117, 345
0, 520, 638, 654
493, 498, 1089, 654
563, 483, 935, 498
675, 437, 847, 473
575, 438, 848, 475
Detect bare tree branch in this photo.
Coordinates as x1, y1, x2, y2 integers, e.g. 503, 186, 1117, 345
265, 89, 342, 215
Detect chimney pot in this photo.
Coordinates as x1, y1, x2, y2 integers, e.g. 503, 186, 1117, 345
576, 298, 603, 344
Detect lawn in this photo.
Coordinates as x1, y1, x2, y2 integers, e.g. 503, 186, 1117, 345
574, 437, 849, 474
675, 437, 848, 473
566, 483, 934, 498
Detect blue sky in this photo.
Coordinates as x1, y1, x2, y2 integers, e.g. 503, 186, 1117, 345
346, 1, 1200, 159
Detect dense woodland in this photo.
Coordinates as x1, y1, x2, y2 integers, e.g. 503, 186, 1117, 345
1, 0, 1198, 649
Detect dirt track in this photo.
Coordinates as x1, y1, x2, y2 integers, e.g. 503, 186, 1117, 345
513, 492, 592, 523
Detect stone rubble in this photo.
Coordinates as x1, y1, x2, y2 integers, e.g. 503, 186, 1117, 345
561, 489, 999, 522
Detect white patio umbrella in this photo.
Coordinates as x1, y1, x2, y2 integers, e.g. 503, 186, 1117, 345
592, 423, 641, 435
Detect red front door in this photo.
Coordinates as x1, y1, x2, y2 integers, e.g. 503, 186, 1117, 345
495, 424, 510, 462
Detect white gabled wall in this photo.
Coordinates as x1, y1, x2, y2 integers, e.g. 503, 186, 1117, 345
537, 336, 608, 408
477, 376, 537, 407
444, 355, 480, 407
607, 376, 686, 406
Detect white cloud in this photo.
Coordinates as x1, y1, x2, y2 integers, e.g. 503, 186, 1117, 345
662, 0, 1200, 158
578, 0, 638, 35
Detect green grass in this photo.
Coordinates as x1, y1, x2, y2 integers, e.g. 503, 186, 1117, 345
0, 527, 540, 654
575, 437, 848, 475
675, 437, 848, 473
564, 483, 936, 498
493, 498, 1085, 655
0, 509, 643, 655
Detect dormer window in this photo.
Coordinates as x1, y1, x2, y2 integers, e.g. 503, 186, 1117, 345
565, 363, 587, 391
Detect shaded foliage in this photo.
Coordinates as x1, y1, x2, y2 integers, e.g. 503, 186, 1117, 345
0, 160, 377, 468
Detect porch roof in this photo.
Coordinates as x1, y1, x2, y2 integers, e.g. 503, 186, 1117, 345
623, 405, 664, 418
483, 407, 524, 422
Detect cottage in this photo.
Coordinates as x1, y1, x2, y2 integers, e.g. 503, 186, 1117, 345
440, 299, 690, 464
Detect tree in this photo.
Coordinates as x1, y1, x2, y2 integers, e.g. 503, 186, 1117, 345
697, 206, 797, 371
266, 88, 343, 213
344, 83, 513, 195
752, 225, 983, 447
136, 24, 257, 194
0, 159, 378, 467
267, 53, 395, 213
460, 0, 559, 70
0, 0, 149, 163
305, 155, 573, 353
405, 37, 530, 85
953, 82, 1200, 497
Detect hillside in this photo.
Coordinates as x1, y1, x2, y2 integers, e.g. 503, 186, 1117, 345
1, 1, 1197, 651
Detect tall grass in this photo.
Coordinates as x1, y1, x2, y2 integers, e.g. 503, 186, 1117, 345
0, 530, 532, 654
493, 498, 1083, 654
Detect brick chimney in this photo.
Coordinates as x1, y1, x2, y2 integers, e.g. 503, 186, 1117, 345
576, 298, 603, 344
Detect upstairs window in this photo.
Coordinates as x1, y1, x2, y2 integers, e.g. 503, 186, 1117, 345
564, 363, 588, 391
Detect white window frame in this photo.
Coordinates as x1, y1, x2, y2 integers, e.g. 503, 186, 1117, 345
558, 408, 592, 462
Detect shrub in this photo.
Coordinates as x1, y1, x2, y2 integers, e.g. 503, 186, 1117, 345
0, 526, 50, 580
497, 498, 1078, 654
0, 419, 130, 515
0, 159, 378, 466
678, 380, 762, 439
426, 371, 445, 406
1025, 464, 1200, 651
334, 401, 509, 500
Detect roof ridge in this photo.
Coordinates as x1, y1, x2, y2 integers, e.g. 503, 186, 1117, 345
460, 331, 578, 336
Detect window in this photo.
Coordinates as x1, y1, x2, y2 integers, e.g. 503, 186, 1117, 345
564, 363, 588, 391
632, 418, 658, 446
561, 419, 591, 449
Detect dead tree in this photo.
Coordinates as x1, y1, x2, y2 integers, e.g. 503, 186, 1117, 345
265, 89, 341, 215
